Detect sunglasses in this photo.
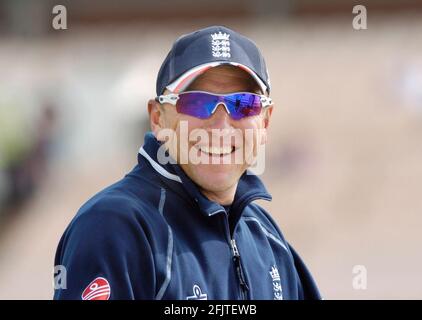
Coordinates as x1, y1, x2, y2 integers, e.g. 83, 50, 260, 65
155, 91, 273, 120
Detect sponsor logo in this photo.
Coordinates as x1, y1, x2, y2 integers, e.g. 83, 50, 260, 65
81, 277, 111, 300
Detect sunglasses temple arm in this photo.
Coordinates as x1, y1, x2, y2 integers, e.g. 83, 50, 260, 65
156, 93, 179, 105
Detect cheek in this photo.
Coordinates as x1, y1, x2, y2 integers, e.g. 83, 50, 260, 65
236, 116, 267, 156
175, 116, 204, 136
234, 111, 266, 128
171, 117, 205, 156
163, 113, 203, 140
162, 109, 180, 131
236, 116, 264, 139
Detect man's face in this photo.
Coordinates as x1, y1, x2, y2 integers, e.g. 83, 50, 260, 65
149, 65, 273, 203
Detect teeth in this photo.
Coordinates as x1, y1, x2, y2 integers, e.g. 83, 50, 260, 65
199, 145, 233, 155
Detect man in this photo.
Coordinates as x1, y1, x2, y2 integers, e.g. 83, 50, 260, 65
54, 26, 321, 300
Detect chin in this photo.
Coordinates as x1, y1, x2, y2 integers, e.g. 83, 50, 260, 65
190, 164, 243, 192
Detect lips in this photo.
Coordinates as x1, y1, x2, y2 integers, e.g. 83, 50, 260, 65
195, 144, 237, 157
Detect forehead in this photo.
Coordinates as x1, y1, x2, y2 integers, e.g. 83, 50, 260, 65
185, 65, 261, 94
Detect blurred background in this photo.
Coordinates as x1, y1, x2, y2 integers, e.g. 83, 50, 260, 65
1, 0, 422, 299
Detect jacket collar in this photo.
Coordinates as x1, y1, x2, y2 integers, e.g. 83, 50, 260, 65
138, 132, 272, 218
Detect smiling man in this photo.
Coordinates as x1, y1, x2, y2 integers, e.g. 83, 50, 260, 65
53, 26, 321, 300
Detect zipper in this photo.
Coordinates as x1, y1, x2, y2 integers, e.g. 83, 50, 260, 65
220, 213, 249, 299
230, 238, 249, 299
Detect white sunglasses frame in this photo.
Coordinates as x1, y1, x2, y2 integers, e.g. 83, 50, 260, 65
156, 91, 273, 114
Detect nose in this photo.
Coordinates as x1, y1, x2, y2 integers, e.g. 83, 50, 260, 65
207, 103, 231, 129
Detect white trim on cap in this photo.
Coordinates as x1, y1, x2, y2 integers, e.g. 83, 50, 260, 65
166, 61, 268, 94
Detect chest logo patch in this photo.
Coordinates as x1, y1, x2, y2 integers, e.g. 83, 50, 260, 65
186, 284, 208, 300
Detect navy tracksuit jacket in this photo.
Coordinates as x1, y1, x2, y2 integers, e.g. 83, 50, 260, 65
54, 132, 321, 300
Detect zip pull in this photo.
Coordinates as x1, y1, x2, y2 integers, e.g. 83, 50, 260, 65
230, 239, 249, 293
230, 239, 239, 257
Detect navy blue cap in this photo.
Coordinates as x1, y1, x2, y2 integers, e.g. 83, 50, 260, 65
156, 25, 271, 96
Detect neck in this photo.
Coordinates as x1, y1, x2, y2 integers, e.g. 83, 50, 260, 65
200, 183, 237, 206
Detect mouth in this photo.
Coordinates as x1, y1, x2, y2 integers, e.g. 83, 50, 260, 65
196, 145, 236, 157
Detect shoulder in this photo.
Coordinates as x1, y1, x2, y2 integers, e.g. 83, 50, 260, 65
75, 174, 165, 224
54, 178, 166, 300
60, 176, 169, 254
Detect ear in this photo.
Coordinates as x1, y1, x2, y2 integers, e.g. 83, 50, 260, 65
260, 105, 273, 145
148, 99, 164, 139
263, 105, 273, 129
